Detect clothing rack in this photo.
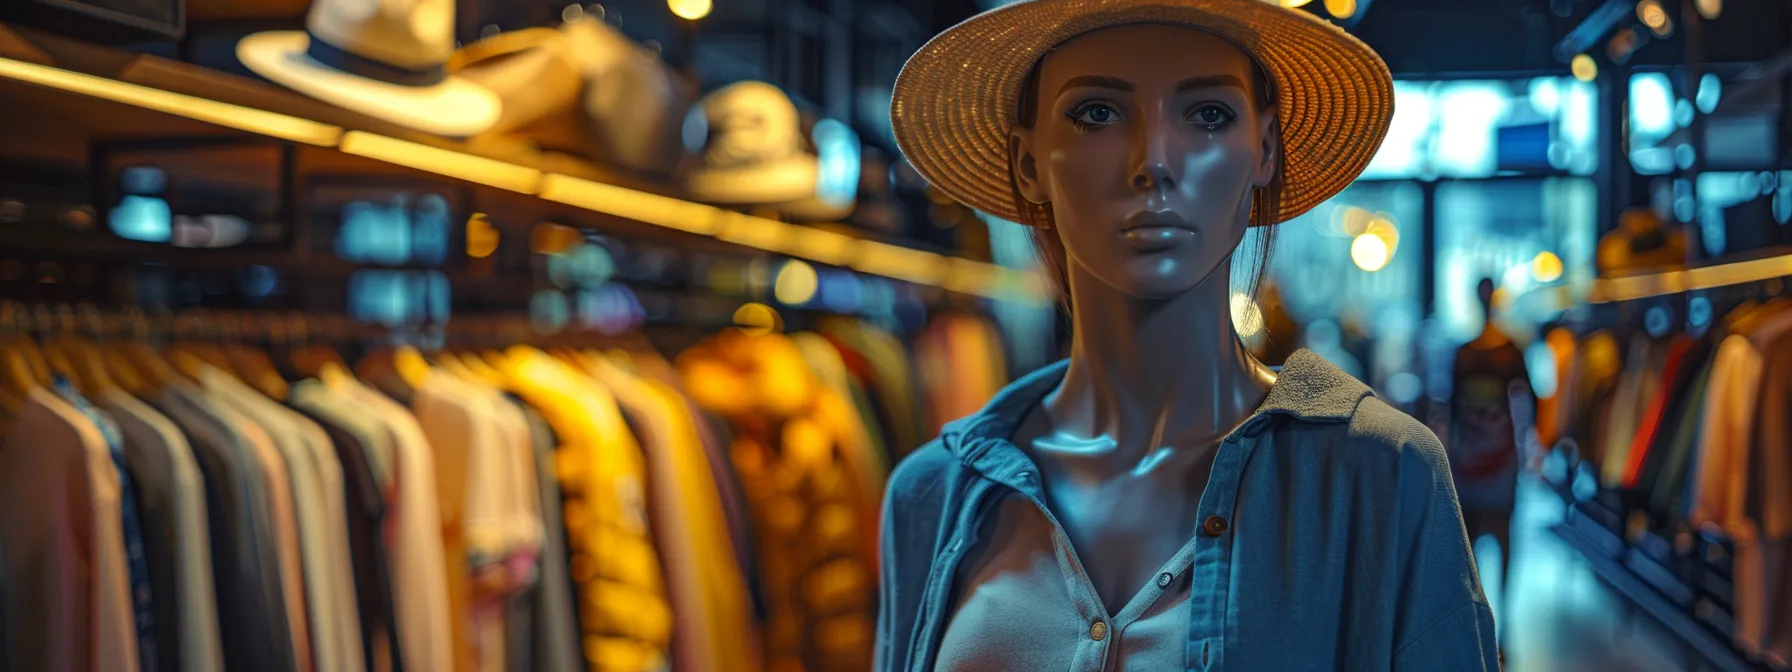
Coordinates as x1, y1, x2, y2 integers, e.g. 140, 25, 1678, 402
1543, 276, 1792, 672
1, 290, 999, 672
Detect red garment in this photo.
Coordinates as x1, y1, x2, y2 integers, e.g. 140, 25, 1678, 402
1621, 335, 1695, 488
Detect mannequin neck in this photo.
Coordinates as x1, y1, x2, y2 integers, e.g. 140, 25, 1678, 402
1044, 257, 1275, 460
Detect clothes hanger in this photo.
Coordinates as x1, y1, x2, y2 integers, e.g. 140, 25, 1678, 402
393, 344, 432, 390
1, 304, 53, 391
166, 313, 234, 380
220, 313, 289, 401
292, 343, 349, 380
458, 352, 510, 390
50, 305, 123, 399
356, 334, 423, 402
432, 351, 477, 383
72, 305, 145, 396
103, 308, 176, 392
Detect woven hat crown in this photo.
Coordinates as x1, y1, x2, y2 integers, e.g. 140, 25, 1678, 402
890, 0, 1395, 226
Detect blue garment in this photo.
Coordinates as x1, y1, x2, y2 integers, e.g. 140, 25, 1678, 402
875, 350, 1500, 671
52, 376, 159, 671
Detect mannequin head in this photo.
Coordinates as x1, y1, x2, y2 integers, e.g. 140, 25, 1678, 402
1009, 23, 1283, 302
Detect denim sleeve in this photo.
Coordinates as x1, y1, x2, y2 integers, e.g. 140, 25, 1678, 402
875, 481, 901, 672
1392, 601, 1501, 671
1391, 423, 1502, 670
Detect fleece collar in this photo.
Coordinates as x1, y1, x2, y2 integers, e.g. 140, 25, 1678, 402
940, 349, 1374, 464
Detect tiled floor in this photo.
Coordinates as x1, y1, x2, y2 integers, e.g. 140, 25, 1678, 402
1481, 476, 1685, 672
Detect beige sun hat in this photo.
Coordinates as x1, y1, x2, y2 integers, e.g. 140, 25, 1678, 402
237, 0, 501, 137
890, 0, 1394, 226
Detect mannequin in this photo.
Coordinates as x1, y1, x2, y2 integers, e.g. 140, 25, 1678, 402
878, 1, 1499, 670
1003, 23, 1277, 614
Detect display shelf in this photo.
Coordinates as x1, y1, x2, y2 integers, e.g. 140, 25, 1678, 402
1553, 520, 1779, 672
0, 23, 1048, 305
1590, 247, 1792, 303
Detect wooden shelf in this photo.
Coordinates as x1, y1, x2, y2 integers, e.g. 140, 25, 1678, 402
1590, 247, 1792, 303
0, 23, 1048, 305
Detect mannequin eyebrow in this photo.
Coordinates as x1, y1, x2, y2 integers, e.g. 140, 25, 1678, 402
1058, 75, 1135, 93
1175, 75, 1247, 93
1054, 74, 1247, 95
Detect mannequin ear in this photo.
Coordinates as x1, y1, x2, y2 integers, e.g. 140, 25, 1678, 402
1010, 130, 1048, 204
1252, 113, 1280, 188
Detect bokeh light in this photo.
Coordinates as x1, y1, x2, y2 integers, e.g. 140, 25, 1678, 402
1351, 233, 1391, 272
773, 259, 819, 305
1571, 54, 1597, 82
1324, 0, 1356, 19
669, 0, 712, 20
733, 302, 781, 335
1532, 251, 1565, 282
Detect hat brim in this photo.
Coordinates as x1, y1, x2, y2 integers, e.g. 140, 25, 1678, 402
890, 0, 1394, 226
238, 31, 502, 138
688, 154, 819, 205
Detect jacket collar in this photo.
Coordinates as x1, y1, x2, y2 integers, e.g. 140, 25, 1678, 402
940, 349, 1374, 465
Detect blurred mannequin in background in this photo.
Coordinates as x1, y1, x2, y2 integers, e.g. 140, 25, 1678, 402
1448, 277, 1536, 630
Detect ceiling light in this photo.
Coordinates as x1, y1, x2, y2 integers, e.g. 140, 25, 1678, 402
668, 0, 711, 20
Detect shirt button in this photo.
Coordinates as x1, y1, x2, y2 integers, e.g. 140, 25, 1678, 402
1090, 621, 1108, 641
1203, 515, 1230, 537
1157, 572, 1174, 588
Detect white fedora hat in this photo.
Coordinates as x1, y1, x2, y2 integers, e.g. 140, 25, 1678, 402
687, 81, 821, 205
237, 0, 501, 137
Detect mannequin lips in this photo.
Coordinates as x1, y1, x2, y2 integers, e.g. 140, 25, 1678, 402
1119, 209, 1199, 252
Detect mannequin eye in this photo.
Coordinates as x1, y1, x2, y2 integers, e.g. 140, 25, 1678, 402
1186, 104, 1238, 130
1066, 103, 1123, 131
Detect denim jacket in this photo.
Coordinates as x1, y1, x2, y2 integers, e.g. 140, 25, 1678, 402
875, 350, 1500, 671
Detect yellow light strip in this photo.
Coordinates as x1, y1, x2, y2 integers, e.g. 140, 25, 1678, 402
538, 174, 722, 235
715, 213, 795, 253
854, 242, 948, 286
0, 56, 343, 146
1590, 250, 1792, 303
1687, 253, 1792, 290
943, 258, 1000, 297
340, 131, 541, 194
786, 227, 862, 268
0, 55, 1048, 304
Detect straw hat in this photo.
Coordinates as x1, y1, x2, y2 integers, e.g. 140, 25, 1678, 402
687, 82, 820, 205
237, 0, 501, 137
890, 0, 1394, 226
450, 19, 697, 174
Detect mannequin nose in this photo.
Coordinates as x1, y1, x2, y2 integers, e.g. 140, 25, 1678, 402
1132, 161, 1175, 191
1131, 129, 1176, 191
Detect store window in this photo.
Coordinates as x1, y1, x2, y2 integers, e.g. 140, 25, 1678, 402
1435, 177, 1595, 342
1363, 77, 1598, 181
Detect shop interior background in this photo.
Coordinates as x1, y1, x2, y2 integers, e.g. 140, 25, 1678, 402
0, 0, 1790, 670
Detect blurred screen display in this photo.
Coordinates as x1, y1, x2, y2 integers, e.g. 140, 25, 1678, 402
100, 142, 286, 249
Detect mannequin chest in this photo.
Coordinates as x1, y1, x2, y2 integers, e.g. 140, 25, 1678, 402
1029, 445, 1218, 616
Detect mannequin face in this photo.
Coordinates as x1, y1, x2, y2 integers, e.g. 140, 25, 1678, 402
1012, 24, 1278, 299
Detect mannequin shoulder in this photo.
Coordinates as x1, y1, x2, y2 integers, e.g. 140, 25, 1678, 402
1328, 396, 1451, 476
885, 441, 962, 507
